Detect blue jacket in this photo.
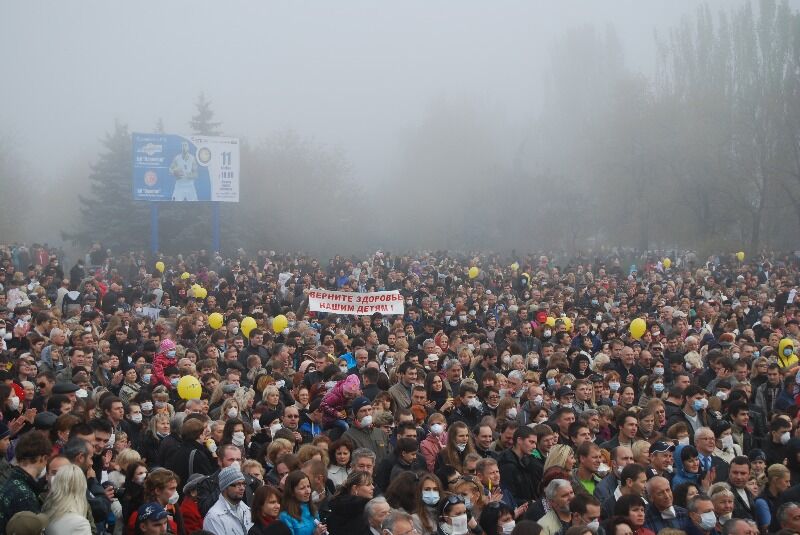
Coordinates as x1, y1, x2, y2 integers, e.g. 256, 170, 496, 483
280, 503, 319, 535
671, 444, 701, 489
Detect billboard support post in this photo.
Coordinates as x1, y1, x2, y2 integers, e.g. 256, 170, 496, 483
212, 202, 220, 253
150, 203, 159, 254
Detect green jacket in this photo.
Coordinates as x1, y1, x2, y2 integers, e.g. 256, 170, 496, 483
0, 466, 43, 533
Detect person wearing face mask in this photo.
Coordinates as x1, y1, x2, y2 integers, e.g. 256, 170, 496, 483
0, 430, 52, 533
478, 501, 515, 535
762, 418, 793, 467
686, 495, 718, 535
569, 493, 603, 535
643, 476, 692, 533
436, 494, 469, 535
151, 338, 179, 389
343, 398, 389, 465
666, 386, 712, 444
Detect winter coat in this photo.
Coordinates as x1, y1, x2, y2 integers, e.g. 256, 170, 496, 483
326, 494, 370, 535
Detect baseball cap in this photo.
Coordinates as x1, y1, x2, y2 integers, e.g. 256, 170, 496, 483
138, 502, 168, 522
649, 441, 676, 454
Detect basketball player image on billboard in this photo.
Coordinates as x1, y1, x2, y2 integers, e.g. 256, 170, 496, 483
169, 141, 199, 201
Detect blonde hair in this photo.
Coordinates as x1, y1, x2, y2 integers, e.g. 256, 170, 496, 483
543, 444, 575, 472
116, 448, 142, 471
42, 464, 90, 521
242, 459, 265, 478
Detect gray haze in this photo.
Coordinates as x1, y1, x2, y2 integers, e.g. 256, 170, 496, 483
2, 0, 798, 254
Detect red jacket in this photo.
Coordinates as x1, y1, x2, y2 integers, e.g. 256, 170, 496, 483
180, 496, 203, 534
151, 351, 176, 389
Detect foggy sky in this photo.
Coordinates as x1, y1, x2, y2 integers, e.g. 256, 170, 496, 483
0, 0, 788, 246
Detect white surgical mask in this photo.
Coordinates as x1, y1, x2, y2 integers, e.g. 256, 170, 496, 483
455, 442, 467, 452
507, 408, 518, 419
227, 408, 239, 418
141, 401, 154, 412
339, 366, 349, 373
130, 413, 143, 424
430, 423, 444, 436
679, 436, 691, 446
232, 431, 245, 446
8, 396, 19, 411
653, 367, 664, 376
721, 435, 734, 450
533, 395, 543, 405
451, 514, 468, 535
206, 439, 218, 453
142, 374, 152, 384
781, 431, 791, 445
76, 389, 88, 399
716, 391, 728, 401
360, 415, 373, 427
252, 419, 261, 431
134, 473, 147, 484
168, 490, 180, 505
587, 520, 599, 531
699, 511, 717, 530
270, 424, 283, 437
502, 521, 516, 535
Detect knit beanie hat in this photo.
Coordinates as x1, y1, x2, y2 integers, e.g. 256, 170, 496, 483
218, 465, 246, 491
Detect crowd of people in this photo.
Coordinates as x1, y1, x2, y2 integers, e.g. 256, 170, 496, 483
0, 243, 799, 535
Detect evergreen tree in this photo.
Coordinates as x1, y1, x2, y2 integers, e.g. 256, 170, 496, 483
65, 120, 149, 250
190, 93, 222, 136
157, 93, 224, 252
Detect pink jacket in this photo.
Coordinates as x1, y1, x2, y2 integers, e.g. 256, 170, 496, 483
321, 374, 360, 425
151, 339, 177, 389
420, 433, 446, 472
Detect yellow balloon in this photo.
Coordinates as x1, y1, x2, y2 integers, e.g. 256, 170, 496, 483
510, 262, 520, 271
181, 272, 190, 280
241, 316, 257, 337
545, 316, 556, 327
208, 312, 224, 330
562, 317, 572, 332
629, 318, 647, 339
196, 287, 207, 299
177, 375, 202, 400
468, 267, 480, 279
736, 251, 745, 262
662, 258, 672, 269
272, 314, 288, 333
155, 261, 165, 273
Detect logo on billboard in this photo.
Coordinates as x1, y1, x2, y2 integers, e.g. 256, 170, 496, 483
137, 143, 163, 156
197, 147, 212, 165
143, 170, 158, 186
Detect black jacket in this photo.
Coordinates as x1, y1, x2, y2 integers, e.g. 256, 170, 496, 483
326, 494, 370, 535
165, 440, 216, 493
730, 485, 756, 521
197, 468, 259, 516
497, 448, 538, 503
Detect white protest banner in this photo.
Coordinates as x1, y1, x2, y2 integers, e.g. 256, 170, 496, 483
308, 289, 405, 316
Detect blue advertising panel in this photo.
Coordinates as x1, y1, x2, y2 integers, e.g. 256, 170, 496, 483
132, 133, 239, 202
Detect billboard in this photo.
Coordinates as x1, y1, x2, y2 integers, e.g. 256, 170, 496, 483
132, 133, 239, 202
